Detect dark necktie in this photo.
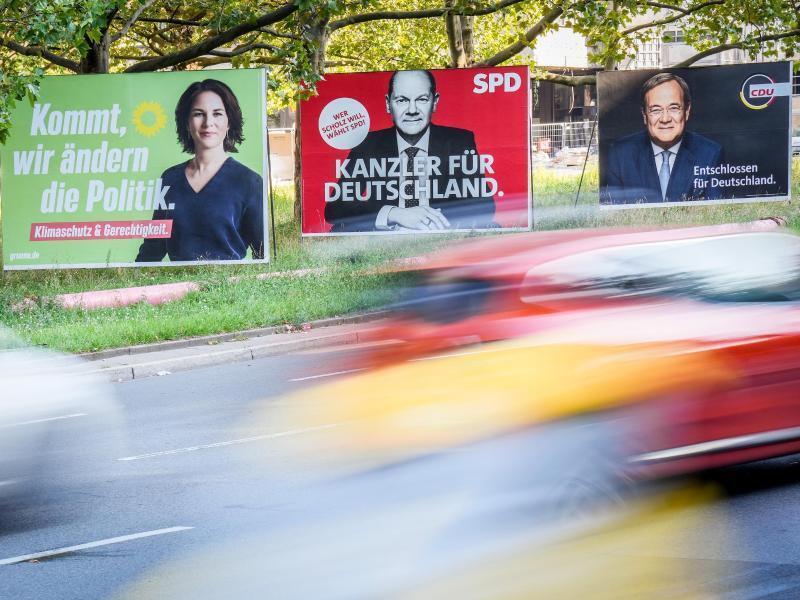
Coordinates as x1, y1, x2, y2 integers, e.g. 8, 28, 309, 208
404, 146, 420, 208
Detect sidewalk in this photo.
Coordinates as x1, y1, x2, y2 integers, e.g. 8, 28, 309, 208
82, 314, 385, 382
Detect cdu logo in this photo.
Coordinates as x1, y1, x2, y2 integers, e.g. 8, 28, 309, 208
739, 74, 791, 110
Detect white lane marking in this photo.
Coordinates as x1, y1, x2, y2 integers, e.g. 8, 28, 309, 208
0, 526, 193, 566
117, 424, 338, 461
0, 413, 87, 429
289, 368, 365, 382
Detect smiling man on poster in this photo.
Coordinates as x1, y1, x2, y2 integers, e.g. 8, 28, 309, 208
324, 69, 496, 232
603, 72, 723, 204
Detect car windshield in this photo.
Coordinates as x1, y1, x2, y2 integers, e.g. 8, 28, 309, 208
523, 232, 800, 303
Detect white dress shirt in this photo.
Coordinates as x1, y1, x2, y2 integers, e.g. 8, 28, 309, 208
650, 140, 681, 172
375, 129, 432, 230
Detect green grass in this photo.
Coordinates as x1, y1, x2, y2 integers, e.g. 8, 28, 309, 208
5, 268, 410, 353
0, 185, 450, 352
531, 160, 800, 231
2, 163, 800, 353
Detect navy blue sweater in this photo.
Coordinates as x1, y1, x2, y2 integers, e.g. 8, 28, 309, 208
136, 157, 264, 262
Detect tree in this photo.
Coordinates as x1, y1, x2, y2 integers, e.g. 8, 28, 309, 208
324, 0, 799, 85
2, 0, 796, 123
0, 0, 797, 216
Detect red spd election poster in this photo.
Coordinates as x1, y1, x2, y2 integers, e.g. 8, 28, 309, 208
300, 66, 531, 235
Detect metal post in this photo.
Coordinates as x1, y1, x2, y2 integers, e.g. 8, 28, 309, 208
265, 125, 278, 261
574, 117, 598, 208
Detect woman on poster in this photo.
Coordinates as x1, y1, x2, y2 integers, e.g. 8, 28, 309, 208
136, 79, 264, 262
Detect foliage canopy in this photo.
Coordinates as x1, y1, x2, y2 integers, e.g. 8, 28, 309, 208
0, 0, 797, 141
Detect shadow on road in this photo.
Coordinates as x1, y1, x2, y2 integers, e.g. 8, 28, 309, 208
699, 454, 800, 496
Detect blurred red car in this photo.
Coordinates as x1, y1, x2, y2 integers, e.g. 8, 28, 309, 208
122, 223, 799, 598
358, 222, 800, 476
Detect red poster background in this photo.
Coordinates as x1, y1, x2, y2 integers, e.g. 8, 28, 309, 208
300, 66, 530, 235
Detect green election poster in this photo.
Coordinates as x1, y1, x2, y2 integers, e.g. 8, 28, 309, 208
0, 69, 268, 269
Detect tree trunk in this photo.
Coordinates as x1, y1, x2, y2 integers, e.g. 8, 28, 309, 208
293, 101, 303, 222
293, 20, 329, 222
80, 38, 110, 73
462, 15, 474, 66
309, 21, 329, 77
602, 1, 618, 71
445, 0, 475, 68
78, 6, 117, 75
445, 0, 471, 68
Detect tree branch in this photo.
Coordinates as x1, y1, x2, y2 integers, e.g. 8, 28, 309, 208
208, 42, 280, 57
330, 8, 448, 30
0, 39, 80, 72
329, 0, 527, 31
187, 55, 355, 68
623, 0, 724, 35
131, 16, 205, 26
476, 4, 565, 66
111, 0, 158, 43
645, 1, 696, 11
534, 69, 597, 86
114, 53, 161, 60
191, 55, 285, 68
673, 28, 800, 67
124, 2, 297, 72
259, 26, 299, 40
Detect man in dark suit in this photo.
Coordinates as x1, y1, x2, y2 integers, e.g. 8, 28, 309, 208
602, 72, 723, 205
325, 69, 496, 231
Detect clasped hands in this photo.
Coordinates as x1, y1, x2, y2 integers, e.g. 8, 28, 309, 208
386, 206, 450, 230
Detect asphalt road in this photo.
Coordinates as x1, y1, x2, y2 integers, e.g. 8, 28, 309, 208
0, 345, 369, 600
2, 344, 800, 599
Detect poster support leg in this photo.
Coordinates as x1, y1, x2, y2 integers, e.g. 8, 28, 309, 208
574, 117, 598, 208
530, 158, 536, 230
265, 126, 278, 261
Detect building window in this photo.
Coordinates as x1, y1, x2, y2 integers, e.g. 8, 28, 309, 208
662, 28, 685, 44
631, 38, 662, 69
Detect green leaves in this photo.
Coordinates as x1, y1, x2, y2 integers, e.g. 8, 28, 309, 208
0, 0, 798, 140
0, 66, 42, 143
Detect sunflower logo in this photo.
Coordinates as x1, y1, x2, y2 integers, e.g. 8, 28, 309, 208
132, 101, 167, 137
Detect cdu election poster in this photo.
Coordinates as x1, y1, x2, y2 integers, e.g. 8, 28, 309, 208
300, 66, 531, 235
1, 69, 268, 269
598, 62, 792, 208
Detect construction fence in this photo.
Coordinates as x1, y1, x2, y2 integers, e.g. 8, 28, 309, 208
531, 120, 598, 167
269, 121, 600, 181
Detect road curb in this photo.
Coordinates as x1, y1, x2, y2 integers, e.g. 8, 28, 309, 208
80, 310, 387, 361
81, 312, 388, 381
88, 328, 372, 382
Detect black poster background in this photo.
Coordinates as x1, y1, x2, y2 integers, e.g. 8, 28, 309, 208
598, 62, 791, 206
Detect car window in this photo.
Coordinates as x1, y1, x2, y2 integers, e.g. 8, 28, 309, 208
522, 232, 800, 303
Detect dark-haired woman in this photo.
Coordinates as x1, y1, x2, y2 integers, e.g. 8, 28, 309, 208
136, 79, 264, 262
